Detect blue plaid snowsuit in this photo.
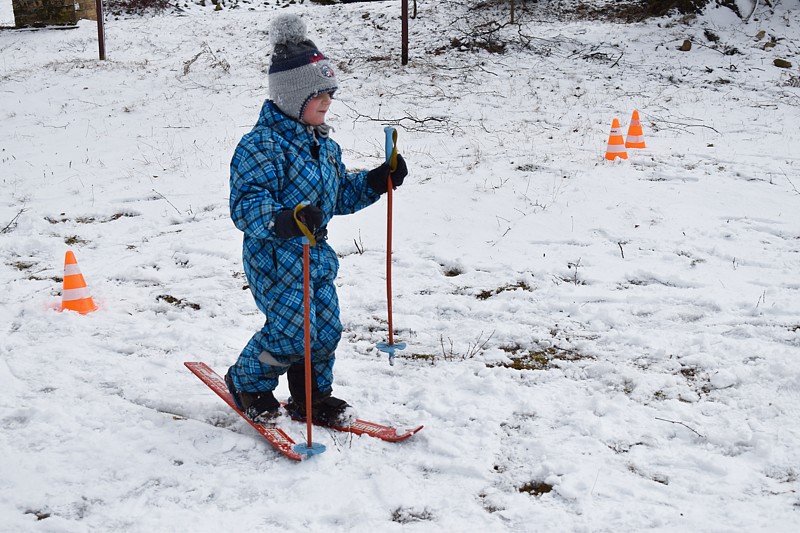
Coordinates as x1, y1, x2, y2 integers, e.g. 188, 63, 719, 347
228, 100, 380, 394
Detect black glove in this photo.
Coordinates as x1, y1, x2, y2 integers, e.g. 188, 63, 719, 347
273, 205, 323, 239
367, 154, 408, 195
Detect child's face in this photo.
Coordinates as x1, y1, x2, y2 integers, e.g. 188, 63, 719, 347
302, 92, 332, 126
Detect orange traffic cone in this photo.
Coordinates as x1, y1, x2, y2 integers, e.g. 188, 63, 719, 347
625, 110, 646, 149
61, 250, 97, 314
605, 118, 628, 160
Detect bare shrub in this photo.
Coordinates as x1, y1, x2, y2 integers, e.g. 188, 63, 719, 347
105, 0, 172, 16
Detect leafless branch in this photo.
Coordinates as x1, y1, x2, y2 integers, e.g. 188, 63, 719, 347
783, 171, 800, 195
152, 189, 182, 215
1, 208, 27, 234
655, 417, 705, 439
647, 113, 721, 135
339, 100, 455, 133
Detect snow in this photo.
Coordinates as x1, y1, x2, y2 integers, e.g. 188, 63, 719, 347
0, 0, 12, 28
1, 1, 799, 531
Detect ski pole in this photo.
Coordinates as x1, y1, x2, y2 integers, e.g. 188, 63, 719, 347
291, 204, 325, 457
376, 127, 407, 365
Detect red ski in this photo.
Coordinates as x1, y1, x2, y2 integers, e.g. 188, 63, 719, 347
285, 406, 423, 442
185, 362, 423, 459
185, 362, 304, 461
329, 418, 423, 442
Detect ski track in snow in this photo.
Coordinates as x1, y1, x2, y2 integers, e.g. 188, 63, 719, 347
1, 2, 799, 531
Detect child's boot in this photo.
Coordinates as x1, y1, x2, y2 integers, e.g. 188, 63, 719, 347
286, 363, 356, 426
225, 370, 280, 424
285, 395, 356, 427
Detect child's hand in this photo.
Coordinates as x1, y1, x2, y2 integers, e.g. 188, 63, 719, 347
273, 206, 323, 239
367, 154, 408, 194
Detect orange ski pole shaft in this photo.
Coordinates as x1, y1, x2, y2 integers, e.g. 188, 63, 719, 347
303, 239, 313, 446
377, 128, 407, 363
292, 205, 318, 449
386, 174, 395, 345
289, 205, 326, 458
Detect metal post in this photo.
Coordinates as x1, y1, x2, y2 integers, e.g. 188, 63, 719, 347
95, 0, 105, 60
401, 0, 408, 65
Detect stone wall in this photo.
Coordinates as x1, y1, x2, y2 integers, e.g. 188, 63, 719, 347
76, 0, 96, 21
11, 0, 97, 27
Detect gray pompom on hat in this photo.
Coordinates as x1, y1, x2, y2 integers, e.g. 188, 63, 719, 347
268, 14, 338, 121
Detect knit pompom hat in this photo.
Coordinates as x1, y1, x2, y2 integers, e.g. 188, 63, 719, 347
268, 14, 338, 121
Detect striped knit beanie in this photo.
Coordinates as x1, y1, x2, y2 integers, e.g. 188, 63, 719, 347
268, 14, 338, 121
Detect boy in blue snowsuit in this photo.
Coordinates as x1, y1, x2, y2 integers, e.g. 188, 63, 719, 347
225, 14, 408, 426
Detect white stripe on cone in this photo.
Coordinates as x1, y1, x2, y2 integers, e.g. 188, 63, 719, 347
62, 287, 91, 301
64, 264, 83, 276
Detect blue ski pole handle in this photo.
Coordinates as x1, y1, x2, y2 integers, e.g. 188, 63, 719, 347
384, 126, 398, 171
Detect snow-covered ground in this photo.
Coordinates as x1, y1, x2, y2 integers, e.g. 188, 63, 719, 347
1, 1, 799, 531
0, 0, 13, 28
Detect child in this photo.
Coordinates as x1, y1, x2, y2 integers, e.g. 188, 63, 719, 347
225, 14, 408, 426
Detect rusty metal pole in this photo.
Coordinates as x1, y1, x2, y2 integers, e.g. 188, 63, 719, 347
96, 0, 105, 60
401, 0, 408, 65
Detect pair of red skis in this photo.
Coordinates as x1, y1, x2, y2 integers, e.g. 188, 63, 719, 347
185, 362, 422, 462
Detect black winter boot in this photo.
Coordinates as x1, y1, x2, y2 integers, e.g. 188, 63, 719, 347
287, 363, 312, 404
285, 394, 356, 427
225, 370, 280, 424
285, 363, 356, 426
